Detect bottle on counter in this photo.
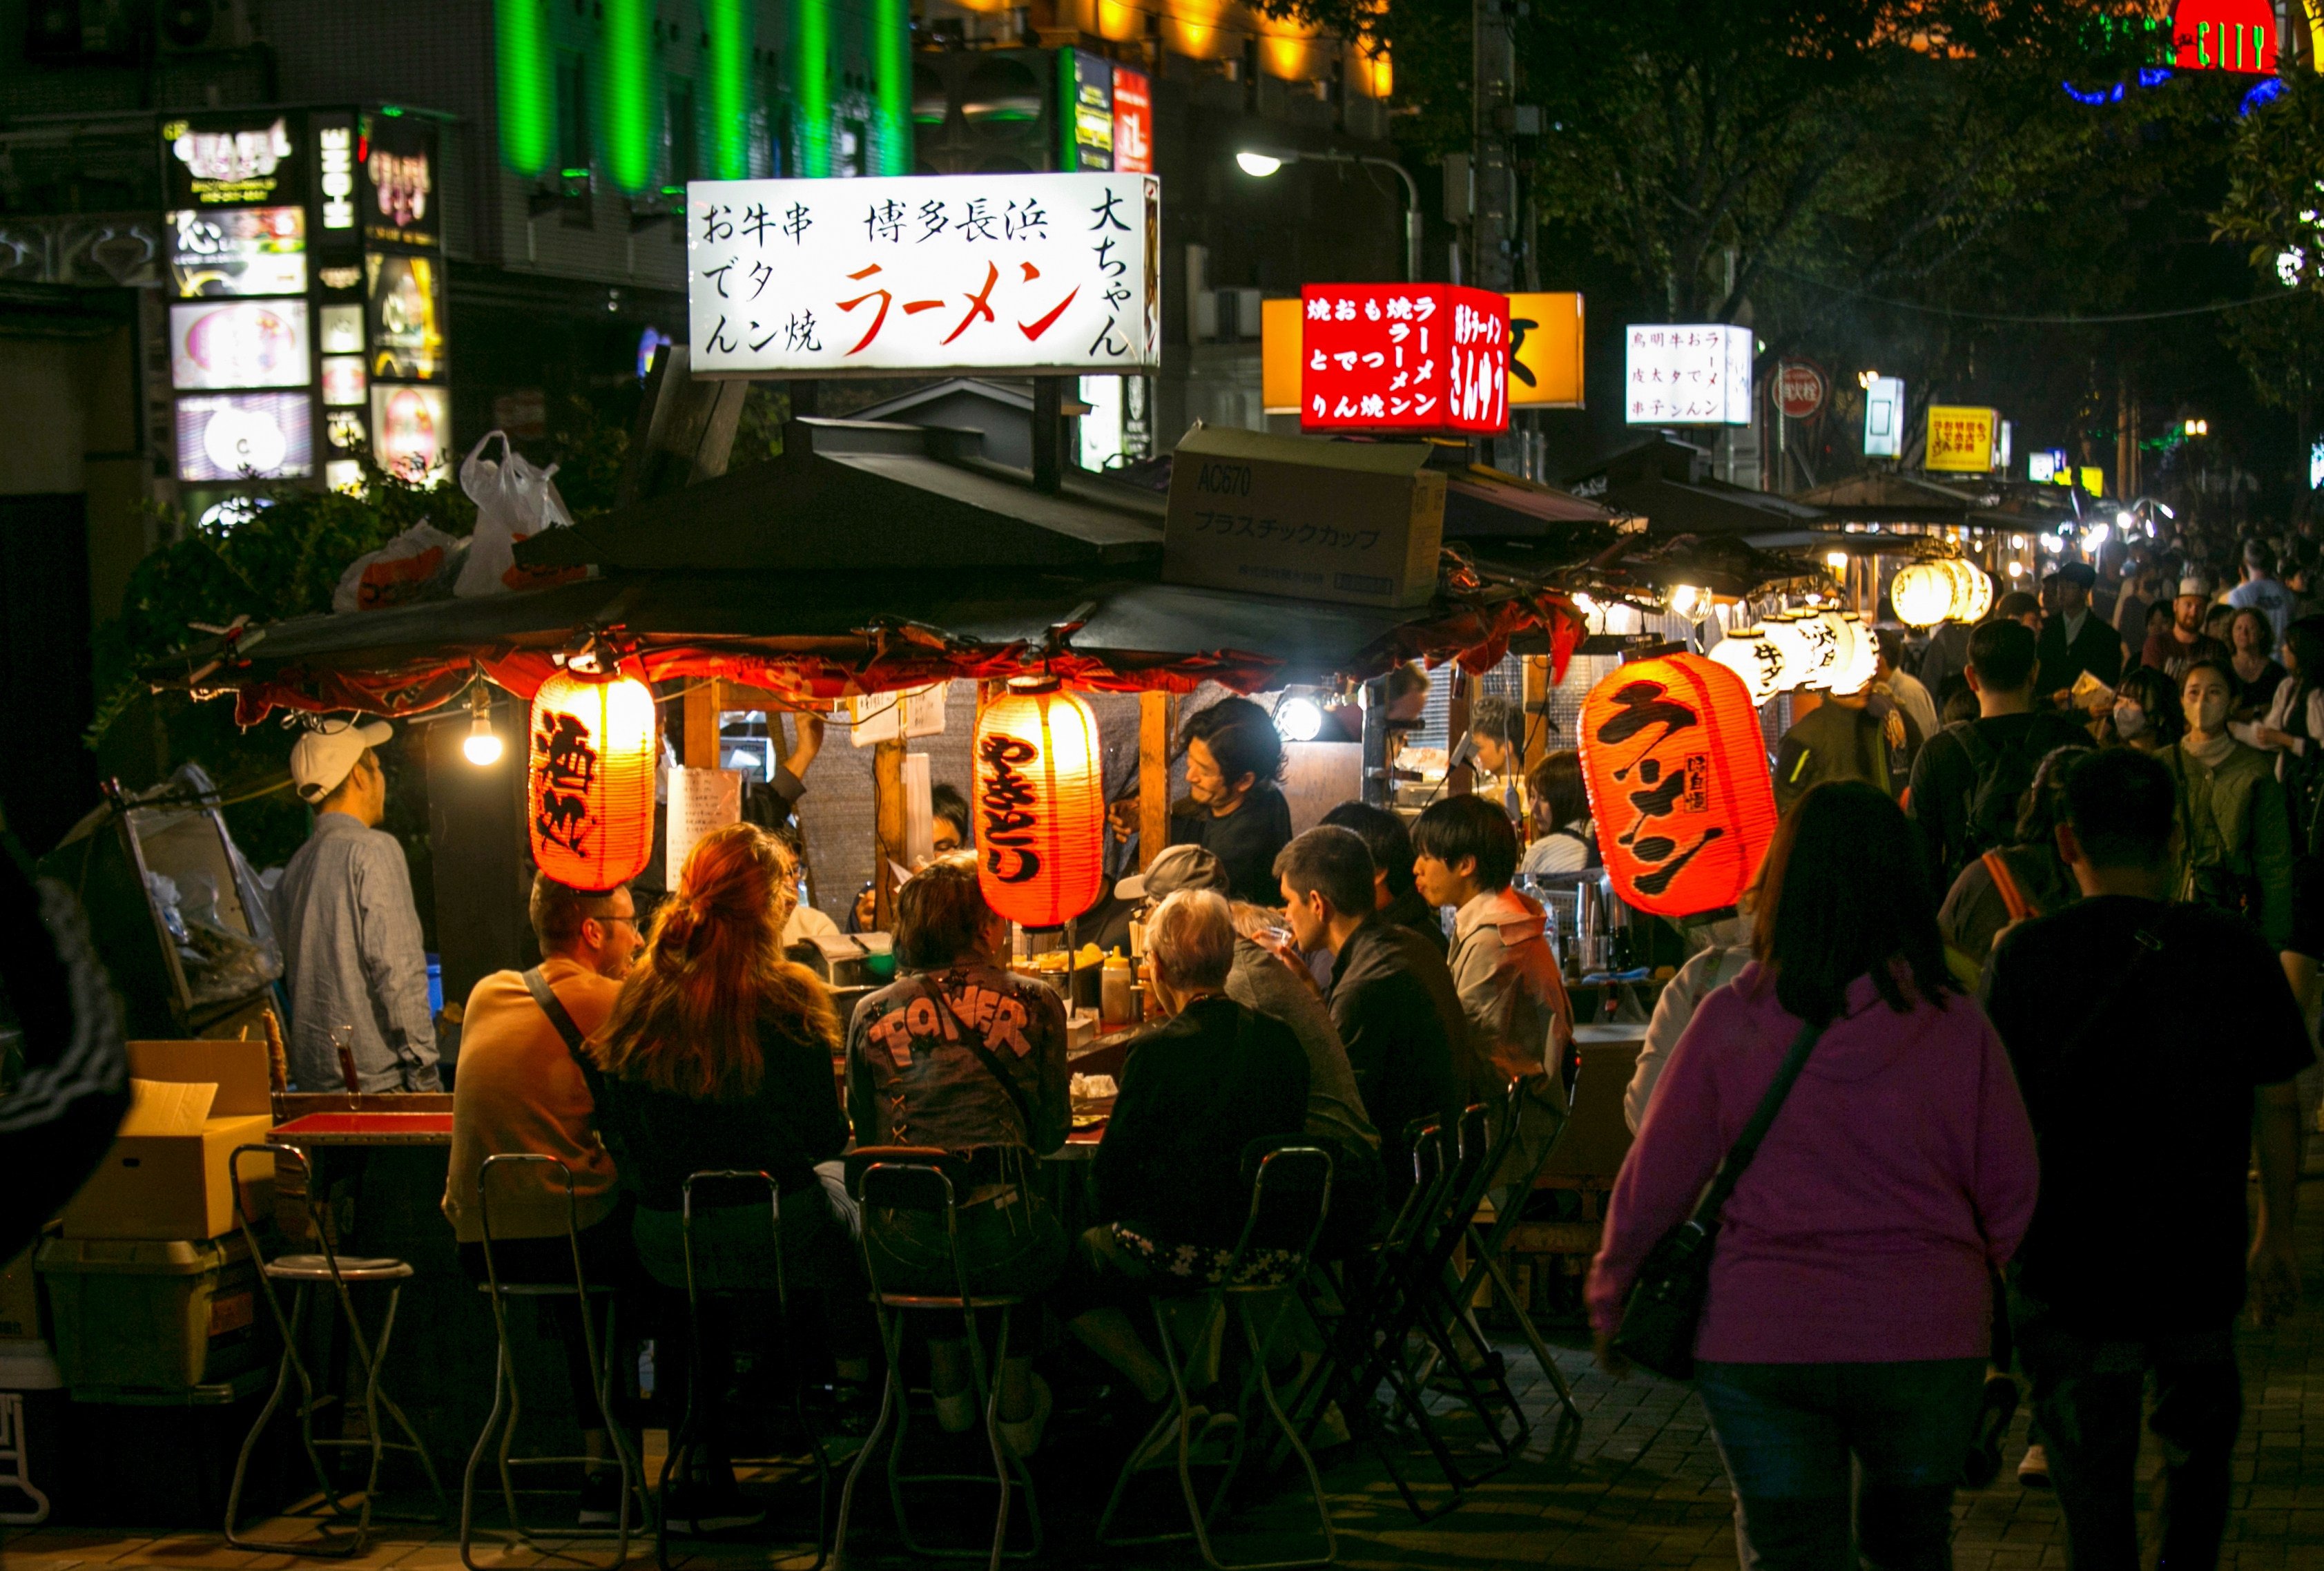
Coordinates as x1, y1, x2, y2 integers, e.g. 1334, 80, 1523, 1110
1101, 948, 1135, 1027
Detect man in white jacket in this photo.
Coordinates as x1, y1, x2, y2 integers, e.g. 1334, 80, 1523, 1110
1411, 795, 1571, 1184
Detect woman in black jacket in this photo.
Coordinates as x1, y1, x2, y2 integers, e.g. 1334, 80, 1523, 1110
592, 822, 864, 1532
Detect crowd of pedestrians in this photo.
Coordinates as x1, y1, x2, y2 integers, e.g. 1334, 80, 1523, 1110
1595, 520, 2322, 1570
425, 518, 2323, 1568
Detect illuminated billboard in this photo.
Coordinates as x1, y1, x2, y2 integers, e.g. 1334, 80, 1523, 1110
170, 299, 311, 390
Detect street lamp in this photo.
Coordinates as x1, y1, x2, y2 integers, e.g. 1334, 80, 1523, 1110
1235, 145, 1422, 282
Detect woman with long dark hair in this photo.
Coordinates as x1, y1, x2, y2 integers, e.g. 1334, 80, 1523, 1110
2104, 666, 2184, 753
1589, 782, 2037, 1570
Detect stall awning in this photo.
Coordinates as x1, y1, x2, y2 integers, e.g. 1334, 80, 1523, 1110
180, 566, 1577, 725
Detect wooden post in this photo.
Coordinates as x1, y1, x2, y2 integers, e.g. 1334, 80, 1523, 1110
1360, 677, 1391, 807
873, 736, 907, 929
1522, 656, 1551, 776
1139, 691, 1172, 871
681, 680, 724, 770
1446, 673, 1477, 797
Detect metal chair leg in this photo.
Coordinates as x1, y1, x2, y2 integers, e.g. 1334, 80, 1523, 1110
834, 1300, 907, 1569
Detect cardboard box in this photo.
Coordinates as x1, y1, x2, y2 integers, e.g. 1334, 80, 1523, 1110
1163, 423, 1446, 610
62, 1041, 275, 1242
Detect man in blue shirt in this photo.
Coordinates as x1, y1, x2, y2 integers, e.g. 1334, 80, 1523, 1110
273, 719, 439, 1092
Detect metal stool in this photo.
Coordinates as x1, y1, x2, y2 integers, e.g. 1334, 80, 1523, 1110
1096, 1144, 1337, 1571
224, 1142, 448, 1556
459, 1154, 641, 1570
657, 1169, 831, 1571
835, 1148, 1041, 1571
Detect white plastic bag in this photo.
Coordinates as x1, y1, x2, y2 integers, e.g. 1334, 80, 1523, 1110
454, 429, 579, 597
331, 521, 463, 613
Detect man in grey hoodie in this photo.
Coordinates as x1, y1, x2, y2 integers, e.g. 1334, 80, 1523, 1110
1411, 795, 1571, 1183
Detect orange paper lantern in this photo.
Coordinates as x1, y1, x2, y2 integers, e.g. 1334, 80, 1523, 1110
1576, 651, 1776, 919
527, 668, 658, 891
973, 682, 1105, 928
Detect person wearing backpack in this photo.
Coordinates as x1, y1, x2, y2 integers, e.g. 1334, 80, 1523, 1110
1983, 748, 2307, 1571
442, 874, 643, 1527
1906, 619, 2093, 888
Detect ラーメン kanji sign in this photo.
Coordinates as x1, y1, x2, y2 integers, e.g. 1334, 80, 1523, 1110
686, 173, 1160, 378
1624, 324, 1754, 426
1299, 283, 1509, 436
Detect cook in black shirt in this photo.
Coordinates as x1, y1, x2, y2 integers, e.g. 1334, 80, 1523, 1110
1171, 697, 1296, 907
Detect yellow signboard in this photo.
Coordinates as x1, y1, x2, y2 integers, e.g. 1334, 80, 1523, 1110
1261, 290, 1585, 414
1924, 405, 1999, 473
2079, 465, 2104, 497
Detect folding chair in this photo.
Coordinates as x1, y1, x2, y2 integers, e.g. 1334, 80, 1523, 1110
1420, 1077, 1584, 1429
835, 1148, 1041, 1571
1306, 1106, 1529, 1521
458, 1153, 641, 1570
224, 1143, 448, 1556
657, 1169, 831, 1571
1094, 1144, 1337, 1571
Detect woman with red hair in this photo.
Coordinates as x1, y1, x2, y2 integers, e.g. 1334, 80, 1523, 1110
592, 822, 866, 1532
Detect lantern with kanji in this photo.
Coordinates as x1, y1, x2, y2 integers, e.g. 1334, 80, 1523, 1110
1889, 558, 1991, 628
972, 680, 1105, 928
1577, 650, 1778, 918
527, 667, 658, 891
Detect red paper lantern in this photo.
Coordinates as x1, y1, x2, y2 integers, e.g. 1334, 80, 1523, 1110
972, 682, 1104, 928
527, 668, 657, 891
1576, 651, 1776, 919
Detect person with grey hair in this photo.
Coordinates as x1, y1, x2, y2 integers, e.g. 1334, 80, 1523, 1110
1054, 887, 1310, 1440
1125, 844, 1384, 1251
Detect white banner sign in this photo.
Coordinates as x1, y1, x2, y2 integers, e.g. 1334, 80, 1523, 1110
1623, 322, 1754, 427
686, 173, 1161, 378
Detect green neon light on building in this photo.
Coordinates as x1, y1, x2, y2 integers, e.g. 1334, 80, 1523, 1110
707, 0, 751, 178
794, 0, 829, 176
601, 0, 652, 191
494, 0, 551, 176
875, 0, 910, 174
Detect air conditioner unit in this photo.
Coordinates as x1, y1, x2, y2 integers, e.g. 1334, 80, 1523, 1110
155, 0, 254, 52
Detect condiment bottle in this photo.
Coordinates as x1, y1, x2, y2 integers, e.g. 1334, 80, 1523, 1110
1101, 949, 1134, 1026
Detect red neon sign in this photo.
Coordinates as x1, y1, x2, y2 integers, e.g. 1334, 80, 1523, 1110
1111, 67, 1152, 175
2173, 0, 2276, 72
1299, 282, 1509, 436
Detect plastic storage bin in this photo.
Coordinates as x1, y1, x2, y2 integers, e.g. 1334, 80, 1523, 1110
57, 1367, 289, 1527
36, 1234, 267, 1394
0, 1340, 64, 1525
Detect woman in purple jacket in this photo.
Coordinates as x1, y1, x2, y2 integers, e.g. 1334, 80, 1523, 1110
1589, 781, 2038, 1570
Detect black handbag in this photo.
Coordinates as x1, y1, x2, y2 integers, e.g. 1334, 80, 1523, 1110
1613, 1016, 1823, 1380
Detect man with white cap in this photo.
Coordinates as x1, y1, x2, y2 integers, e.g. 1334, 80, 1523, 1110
273, 718, 440, 1092
2140, 573, 2231, 683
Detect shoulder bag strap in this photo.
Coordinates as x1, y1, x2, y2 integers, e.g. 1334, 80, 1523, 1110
1982, 850, 2037, 923
1683, 1016, 1823, 1232
522, 965, 606, 1106
922, 972, 1039, 1142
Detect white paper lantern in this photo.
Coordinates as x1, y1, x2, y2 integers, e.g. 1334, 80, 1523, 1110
1889, 558, 1993, 628
1710, 629, 1783, 704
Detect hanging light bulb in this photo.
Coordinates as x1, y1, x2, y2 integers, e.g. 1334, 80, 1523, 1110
462, 685, 503, 767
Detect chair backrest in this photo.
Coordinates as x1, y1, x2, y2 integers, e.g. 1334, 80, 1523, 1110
677, 1168, 783, 1310
845, 1144, 971, 1208
848, 1151, 978, 1307
230, 1141, 311, 1260
1225, 1144, 1335, 1280
1536, 1041, 1642, 1186
475, 1153, 588, 1295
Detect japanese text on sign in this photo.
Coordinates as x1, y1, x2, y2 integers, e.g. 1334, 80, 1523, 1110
687, 173, 1160, 377
1623, 323, 1753, 426
1299, 283, 1509, 436
1924, 405, 1998, 473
